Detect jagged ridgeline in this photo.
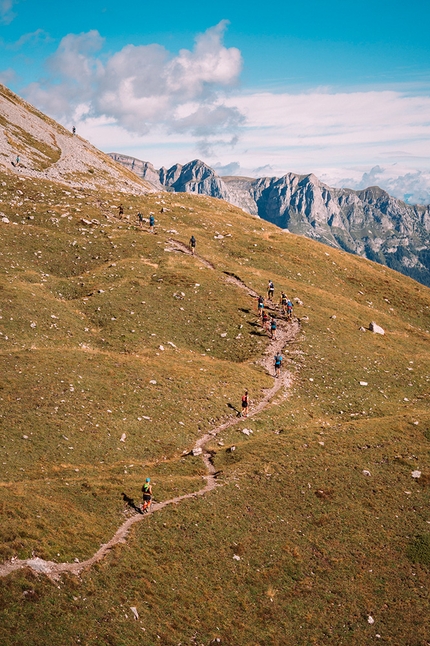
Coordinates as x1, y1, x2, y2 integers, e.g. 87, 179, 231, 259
1, 85, 430, 645
111, 153, 430, 288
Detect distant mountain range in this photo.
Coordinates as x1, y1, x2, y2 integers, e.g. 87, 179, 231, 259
110, 153, 430, 287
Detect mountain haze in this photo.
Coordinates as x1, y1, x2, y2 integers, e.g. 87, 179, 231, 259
111, 153, 430, 287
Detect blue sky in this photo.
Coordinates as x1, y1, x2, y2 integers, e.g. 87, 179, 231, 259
1, 0, 430, 202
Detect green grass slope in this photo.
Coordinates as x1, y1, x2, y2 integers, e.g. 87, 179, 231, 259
0, 168, 429, 645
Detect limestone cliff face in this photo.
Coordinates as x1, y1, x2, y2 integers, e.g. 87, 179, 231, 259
110, 153, 430, 287
108, 154, 164, 191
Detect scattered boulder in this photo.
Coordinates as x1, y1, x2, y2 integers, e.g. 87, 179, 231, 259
192, 447, 203, 456
411, 470, 421, 479
362, 470, 371, 476
130, 607, 139, 620
359, 326, 366, 332
120, 433, 126, 442
369, 322, 385, 335
242, 428, 253, 436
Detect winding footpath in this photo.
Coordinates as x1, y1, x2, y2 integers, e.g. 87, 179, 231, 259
0, 245, 300, 581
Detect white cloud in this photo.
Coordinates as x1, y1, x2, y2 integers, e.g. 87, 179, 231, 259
22, 25, 430, 203
24, 22, 243, 145
0, 0, 17, 24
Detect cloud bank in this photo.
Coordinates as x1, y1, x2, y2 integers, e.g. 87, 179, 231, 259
21, 24, 430, 203
24, 22, 243, 151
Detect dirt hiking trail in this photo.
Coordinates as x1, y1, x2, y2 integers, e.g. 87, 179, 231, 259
0, 244, 300, 581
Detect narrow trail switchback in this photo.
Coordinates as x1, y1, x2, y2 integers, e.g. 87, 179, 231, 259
0, 243, 300, 581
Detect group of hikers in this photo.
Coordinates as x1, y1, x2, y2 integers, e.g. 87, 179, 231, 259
132, 251, 296, 515
240, 282, 294, 423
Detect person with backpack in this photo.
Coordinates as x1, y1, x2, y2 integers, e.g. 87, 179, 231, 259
241, 391, 249, 417
280, 292, 288, 315
262, 310, 270, 333
270, 316, 277, 340
267, 280, 274, 300
138, 212, 144, 228
189, 235, 196, 254
257, 295, 265, 318
274, 353, 283, 377
141, 478, 153, 513
286, 300, 293, 320
149, 213, 155, 232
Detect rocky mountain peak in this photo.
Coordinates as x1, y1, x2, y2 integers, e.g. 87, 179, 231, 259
111, 151, 430, 287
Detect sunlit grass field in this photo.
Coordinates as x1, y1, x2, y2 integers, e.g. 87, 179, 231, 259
0, 168, 429, 645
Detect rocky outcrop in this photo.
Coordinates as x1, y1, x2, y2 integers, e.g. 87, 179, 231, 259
0, 84, 153, 195
111, 153, 430, 287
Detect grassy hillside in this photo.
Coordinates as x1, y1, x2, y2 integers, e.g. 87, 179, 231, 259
0, 165, 429, 645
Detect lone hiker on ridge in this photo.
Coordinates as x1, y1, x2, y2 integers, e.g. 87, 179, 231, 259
141, 478, 153, 513
189, 235, 196, 255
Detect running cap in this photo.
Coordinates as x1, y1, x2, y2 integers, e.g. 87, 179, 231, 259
146, 477, 150, 482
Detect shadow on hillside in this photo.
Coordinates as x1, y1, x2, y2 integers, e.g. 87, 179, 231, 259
227, 402, 242, 417
121, 492, 143, 514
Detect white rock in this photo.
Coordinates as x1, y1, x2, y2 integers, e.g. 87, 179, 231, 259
149, 380, 157, 384
411, 470, 421, 479
130, 607, 139, 620
242, 428, 253, 436
233, 554, 241, 561
362, 470, 371, 476
369, 322, 385, 335
158, 345, 164, 351
2, 217, 10, 223
360, 381, 368, 386
368, 616, 375, 625
167, 341, 177, 348
120, 433, 126, 442
22, 435, 29, 440
220, 333, 227, 337
192, 447, 202, 456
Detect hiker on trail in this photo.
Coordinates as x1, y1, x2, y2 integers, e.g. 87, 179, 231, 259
149, 213, 155, 232
267, 280, 274, 300
262, 310, 270, 333
119, 204, 124, 217
72, 126, 76, 135
141, 478, 153, 513
270, 316, 277, 340
257, 295, 265, 318
286, 300, 293, 320
138, 212, 144, 228
15, 155, 20, 166
189, 235, 196, 255
274, 353, 283, 377
280, 292, 288, 315
241, 391, 249, 417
